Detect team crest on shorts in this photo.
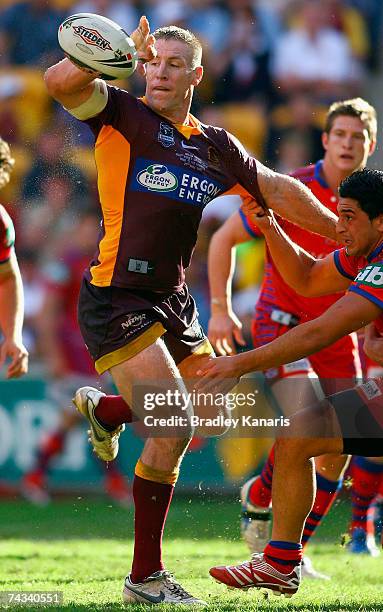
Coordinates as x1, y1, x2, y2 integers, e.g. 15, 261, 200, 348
158, 122, 175, 148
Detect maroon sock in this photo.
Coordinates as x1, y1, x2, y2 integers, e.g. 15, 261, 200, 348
130, 475, 174, 583
94, 395, 136, 429
36, 431, 66, 471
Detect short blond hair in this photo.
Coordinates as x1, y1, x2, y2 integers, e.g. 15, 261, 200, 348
325, 98, 377, 141
0, 137, 14, 191
153, 26, 202, 69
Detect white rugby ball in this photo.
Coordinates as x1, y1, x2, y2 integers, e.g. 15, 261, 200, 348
58, 13, 138, 80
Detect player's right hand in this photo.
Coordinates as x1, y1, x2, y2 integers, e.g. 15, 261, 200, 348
131, 15, 157, 72
208, 312, 246, 356
0, 338, 28, 379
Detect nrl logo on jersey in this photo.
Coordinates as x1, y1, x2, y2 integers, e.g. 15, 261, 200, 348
73, 25, 113, 51
137, 164, 178, 192
158, 122, 175, 148
355, 264, 383, 286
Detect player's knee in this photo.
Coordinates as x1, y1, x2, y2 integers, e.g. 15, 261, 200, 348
275, 436, 310, 462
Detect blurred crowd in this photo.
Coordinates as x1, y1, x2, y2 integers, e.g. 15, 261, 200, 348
0, 0, 382, 374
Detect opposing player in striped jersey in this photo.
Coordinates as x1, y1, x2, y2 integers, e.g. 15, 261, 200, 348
0, 137, 28, 379
207, 98, 381, 567
199, 168, 383, 596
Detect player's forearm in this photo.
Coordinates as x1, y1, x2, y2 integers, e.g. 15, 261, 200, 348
0, 270, 24, 343
269, 173, 338, 241
44, 58, 96, 98
260, 215, 317, 295
208, 230, 236, 314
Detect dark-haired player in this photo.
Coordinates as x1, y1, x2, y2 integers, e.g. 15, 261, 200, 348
207, 97, 381, 565
198, 167, 383, 596
44, 15, 339, 604
0, 137, 28, 379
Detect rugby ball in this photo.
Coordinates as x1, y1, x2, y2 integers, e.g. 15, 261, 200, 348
58, 13, 138, 80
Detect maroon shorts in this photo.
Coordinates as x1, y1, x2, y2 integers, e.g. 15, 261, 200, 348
78, 278, 212, 373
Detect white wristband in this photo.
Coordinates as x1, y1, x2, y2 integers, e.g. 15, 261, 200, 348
65, 79, 108, 120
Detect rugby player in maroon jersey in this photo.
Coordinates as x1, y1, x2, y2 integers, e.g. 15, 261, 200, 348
198, 168, 383, 596
0, 137, 28, 379
207, 98, 382, 567
44, 16, 340, 604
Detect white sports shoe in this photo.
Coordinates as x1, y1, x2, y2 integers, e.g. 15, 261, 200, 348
301, 556, 330, 580
240, 476, 272, 553
366, 534, 381, 558
73, 386, 125, 462
123, 570, 206, 605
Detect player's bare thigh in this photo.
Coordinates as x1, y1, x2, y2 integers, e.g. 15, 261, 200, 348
110, 338, 192, 471
270, 374, 321, 419
271, 375, 350, 479
178, 350, 233, 436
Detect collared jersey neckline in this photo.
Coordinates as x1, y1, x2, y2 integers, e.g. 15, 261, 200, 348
141, 96, 202, 138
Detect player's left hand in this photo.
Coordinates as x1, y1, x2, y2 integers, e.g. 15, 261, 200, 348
363, 323, 383, 367
196, 356, 242, 394
131, 15, 157, 75
0, 338, 29, 379
240, 197, 274, 232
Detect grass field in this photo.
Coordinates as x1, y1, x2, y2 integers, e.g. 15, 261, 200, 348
0, 495, 382, 611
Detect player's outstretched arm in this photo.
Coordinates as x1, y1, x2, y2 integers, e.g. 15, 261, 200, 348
245, 203, 350, 297
256, 162, 338, 242
44, 15, 156, 109
197, 292, 381, 389
0, 252, 28, 378
208, 212, 248, 355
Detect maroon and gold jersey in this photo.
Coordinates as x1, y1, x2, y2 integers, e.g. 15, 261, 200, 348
334, 242, 383, 334
0, 204, 15, 263
84, 86, 266, 291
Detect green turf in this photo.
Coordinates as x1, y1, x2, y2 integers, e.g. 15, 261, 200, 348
0, 496, 381, 611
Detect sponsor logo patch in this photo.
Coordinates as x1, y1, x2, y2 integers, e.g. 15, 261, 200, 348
121, 313, 147, 330
132, 158, 224, 207
282, 358, 311, 375
359, 379, 382, 401
72, 25, 112, 51
355, 264, 383, 286
127, 258, 154, 274
137, 164, 178, 192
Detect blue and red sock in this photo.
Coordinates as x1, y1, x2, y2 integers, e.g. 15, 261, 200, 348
264, 540, 302, 574
302, 473, 342, 547
248, 446, 275, 508
351, 457, 383, 533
